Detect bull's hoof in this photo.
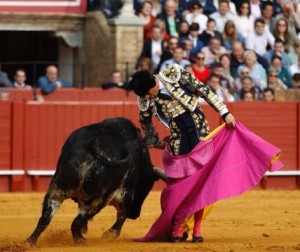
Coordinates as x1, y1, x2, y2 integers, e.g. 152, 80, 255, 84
73, 235, 86, 244
101, 229, 119, 241
26, 237, 37, 247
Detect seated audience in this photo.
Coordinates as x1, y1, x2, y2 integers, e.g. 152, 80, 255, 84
264, 38, 291, 67
289, 56, 300, 76
13, 69, 31, 89
235, 0, 255, 39
207, 73, 235, 102
262, 87, 275, 101
269, 55, 291, 88
238, 50, 267, 90
178, 21, 190, 46
102, 70, 130, 90
187, 22, 204, 57
222, 20, 244, 52
291, 73, 300, 89
37, 65, 72, 94
267, 69, 288, 91
136, 1, 157, 39
198, 18, 222, 46
289, 39, 300, 65
240, 90, 256, 102
239, 75, 262, 100
220, 53, 235, 88
159, 47, 191, 71
201, 36, 227, 66
184, 2, 208, 34
191, 51, 211, 83
0, 69, 12, 87
272, 18, 296, 52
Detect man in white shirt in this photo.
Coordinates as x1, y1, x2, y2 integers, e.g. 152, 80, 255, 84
159, 47, 191, 71
246, 18, 275, 56
210, 0, 236, 33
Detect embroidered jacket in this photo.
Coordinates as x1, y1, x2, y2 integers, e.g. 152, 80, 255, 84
138, 64, 228, 156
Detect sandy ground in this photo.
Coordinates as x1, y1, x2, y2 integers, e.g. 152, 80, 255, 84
0, 190, 300, 252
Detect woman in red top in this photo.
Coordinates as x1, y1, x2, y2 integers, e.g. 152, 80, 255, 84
137, 1, 157, 39
192, 52, 211, 83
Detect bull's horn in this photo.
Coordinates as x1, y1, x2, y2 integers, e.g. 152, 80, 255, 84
153, 167, 167, 183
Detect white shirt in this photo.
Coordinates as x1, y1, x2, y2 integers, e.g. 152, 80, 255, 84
185, 13, 208, 34
290, 64, 300, 76
245, 31, 275, 56
151, 40, 162, 68
210, 11, 236, 33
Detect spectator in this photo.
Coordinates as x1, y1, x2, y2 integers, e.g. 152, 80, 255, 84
267, 68, 288, 91
140, 25, 164, 73
184, 64, 194, 74
153, 19, 170, 41
249, 0, 262, 19
136, 1, 157, 40
187, 23, 204, 57
201, 37, 227, 66
241, 90, 256, 101
182, 38, 194, 59
222, 20, 244, 52
184, 1, 208, 34
291, 73, 300, 89
289, 39, 300, 65
272, 18, 295, 52
262, 87, 275, 101
220, 53, 235, 90
231, 41, 269, 78
12, 69, 31, 89
238, 50, 267, 90
235, 0, 255, 39
234, 66, 260, 94
262, 1, 276, 34
151, 0, 163, 17
263, 38, 291, 67
199, 0, 217, 15
245, 18, 275, 56
198, 18, 223, 46
239, 76, 262, 100
178, 21, 190, 46
135, 57, 153, 73
102, 70, 130, 90
191, 51, 211, 83
207, 73, 235, 102
0, 69, 13, 87
37, 65, 72, 94
275, 1, 300, 40
158, 0, 182, 37
156, 36, 179, 72
269, 55, 291, 88
210, 0, 236, 33
159, 47, 191, 71
272, 0, 284, 17
211, 62, 234, 92
290, 56, 300, 76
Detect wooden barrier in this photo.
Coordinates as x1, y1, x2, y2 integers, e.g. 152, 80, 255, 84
0, 100, 299, 191
0, 101, 12, 192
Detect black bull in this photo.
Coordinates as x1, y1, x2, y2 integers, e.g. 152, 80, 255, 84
27, 117, 165, 245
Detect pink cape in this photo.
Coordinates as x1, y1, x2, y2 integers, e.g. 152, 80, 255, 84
138, 122, 283, 241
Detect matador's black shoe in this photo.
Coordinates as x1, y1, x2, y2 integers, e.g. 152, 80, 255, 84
170, 232, 188, 243
192, 236, 204, 243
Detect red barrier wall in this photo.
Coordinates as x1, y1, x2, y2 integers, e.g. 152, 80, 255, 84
1, 100, 300, 191
0, 101, 12, 192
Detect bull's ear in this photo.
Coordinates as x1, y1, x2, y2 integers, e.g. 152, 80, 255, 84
153, 167, 167, 183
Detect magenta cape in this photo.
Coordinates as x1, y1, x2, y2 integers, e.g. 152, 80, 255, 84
138, 122, 283, 241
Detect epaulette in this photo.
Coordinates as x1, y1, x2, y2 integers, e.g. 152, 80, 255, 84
159, 64, 182, 83
137, 96, 150, 111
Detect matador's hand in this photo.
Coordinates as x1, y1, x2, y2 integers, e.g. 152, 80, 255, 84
225, 113, 236, 129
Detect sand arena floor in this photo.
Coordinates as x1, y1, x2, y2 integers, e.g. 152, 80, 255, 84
0, 190, 299, 252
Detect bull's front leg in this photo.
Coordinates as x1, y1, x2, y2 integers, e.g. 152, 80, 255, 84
102, 209, 127, 240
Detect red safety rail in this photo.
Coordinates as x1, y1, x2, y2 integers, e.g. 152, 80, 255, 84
79, 88, 137, 101
2, 101, 300, 191
0, 101, 12, 192
41, 88, 80, 101
7, 89, 36, 101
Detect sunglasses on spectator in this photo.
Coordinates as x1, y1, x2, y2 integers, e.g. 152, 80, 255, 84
269, 74, 278, 77
196, 57, 205, 60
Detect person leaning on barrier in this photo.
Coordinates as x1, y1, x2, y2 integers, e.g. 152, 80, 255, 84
13, 69, 32, 89
37, 65, 73, 95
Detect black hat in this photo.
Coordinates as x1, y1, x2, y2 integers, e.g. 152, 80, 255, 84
129, 70, 156, 97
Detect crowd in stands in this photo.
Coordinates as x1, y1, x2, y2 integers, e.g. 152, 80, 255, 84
132, 0, 300, 102
0, 65, 73, 95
